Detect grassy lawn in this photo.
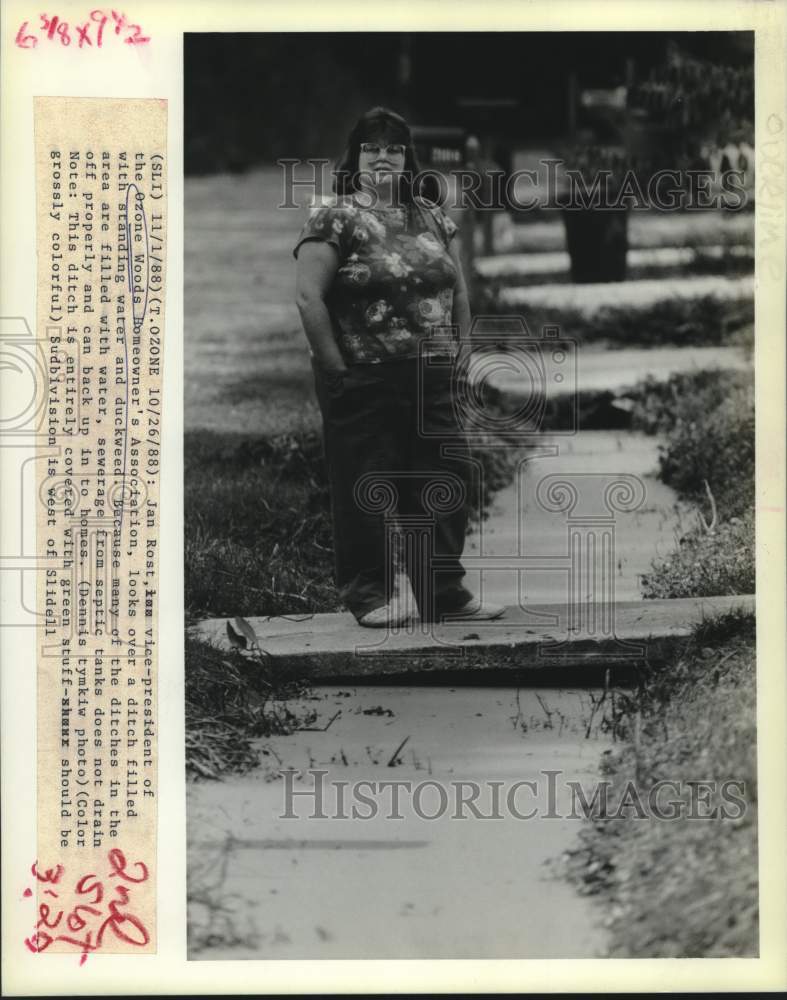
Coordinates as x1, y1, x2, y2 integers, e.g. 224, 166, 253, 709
508, 208, 754, 253
185, 168, 319, 437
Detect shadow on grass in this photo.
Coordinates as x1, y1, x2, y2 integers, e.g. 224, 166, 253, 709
220, 368, 316, 404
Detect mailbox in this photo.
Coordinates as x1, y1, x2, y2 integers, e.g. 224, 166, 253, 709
410, 126, 468, 169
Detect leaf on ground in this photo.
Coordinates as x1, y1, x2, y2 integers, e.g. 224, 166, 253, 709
226, 620, 247, 649
232, 615, 259, 647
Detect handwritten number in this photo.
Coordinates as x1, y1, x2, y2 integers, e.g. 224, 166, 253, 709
15, 21, 38, 48
40, 13, 60, 40
97, 900, 150, 948
18, 11, 148, 50
66, 904, 102, 932
90, 10, 107, 47
108, 848, 149, 883
75, 873, 104, 904
24, 852, 149, 961
124, 23, 150, 45
113, 884, 130, 905
31, 861, 64, 885
36, 903, 64, 929
53, 930, 96, 954
24, 931, 54, 953
110, 9, 127, 35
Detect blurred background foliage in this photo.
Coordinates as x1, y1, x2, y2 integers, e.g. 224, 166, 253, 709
185, 31, 753, 176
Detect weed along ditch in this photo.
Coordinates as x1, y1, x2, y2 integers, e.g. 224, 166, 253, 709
187, 675, 615, 959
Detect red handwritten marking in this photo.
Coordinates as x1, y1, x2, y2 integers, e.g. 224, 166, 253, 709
66, 904, 102, 932
23, 888, 33, 898
123, 21, 149, 45
36, 902, 64, 930
108, 848, 149, 883
15, 10, 150, 48
15, 21, 37, 47
40, 13, 60, 40
90, 9, 107, 46
31, 861, 64, 884
23, 851, 151, 964
76, 873, 103, 905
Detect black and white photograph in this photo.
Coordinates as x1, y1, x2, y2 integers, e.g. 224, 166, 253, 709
183, 30, 759, 960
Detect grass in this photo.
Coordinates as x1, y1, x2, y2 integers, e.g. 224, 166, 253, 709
625, 368, 755, 599
476, 244, 754, 288
564, 610, 758, 957
185, 428, 337, 620
186, 169, 320, 437
642, 511, 755, 598
185, 631, 318, 780
508, 208, 754, 254
630, 368, 755, 517
482, 278, 754, 347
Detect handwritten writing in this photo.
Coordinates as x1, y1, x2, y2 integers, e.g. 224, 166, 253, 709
15, 10, 150, 49
23, 849, 150, 964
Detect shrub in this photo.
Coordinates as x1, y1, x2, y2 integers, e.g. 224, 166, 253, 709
629, 368, 755, 598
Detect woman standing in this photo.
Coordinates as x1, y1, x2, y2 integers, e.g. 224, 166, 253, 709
294, 107, 504, 628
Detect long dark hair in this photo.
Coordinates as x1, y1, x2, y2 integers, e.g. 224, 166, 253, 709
332, 106, 443, 205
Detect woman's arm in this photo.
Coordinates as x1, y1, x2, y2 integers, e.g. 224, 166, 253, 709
295, 241, 348, 372
447, 239, 472, 367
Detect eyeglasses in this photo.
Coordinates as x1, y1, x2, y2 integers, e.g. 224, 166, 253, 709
359, 142, 406, 158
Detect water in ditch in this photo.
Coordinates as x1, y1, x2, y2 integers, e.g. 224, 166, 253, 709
188, 682, 614, 959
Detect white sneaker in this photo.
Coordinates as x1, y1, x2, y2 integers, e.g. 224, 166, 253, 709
358, 601, 413, 628
441, 597, 505, 621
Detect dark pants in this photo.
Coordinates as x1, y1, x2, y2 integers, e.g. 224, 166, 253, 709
312, 355, 475, 622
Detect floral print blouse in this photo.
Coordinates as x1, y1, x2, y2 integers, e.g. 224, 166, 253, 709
293, 195, 460, 365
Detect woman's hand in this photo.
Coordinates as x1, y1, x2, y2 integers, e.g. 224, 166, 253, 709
295, 241, 347, 371
447, 238, 472, 379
